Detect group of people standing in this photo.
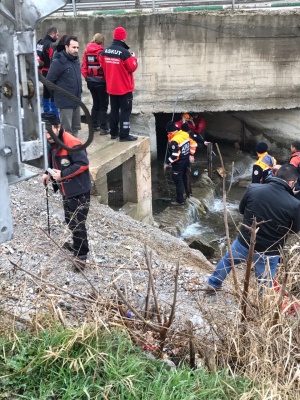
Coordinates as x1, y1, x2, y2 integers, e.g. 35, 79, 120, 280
206, 140, 300, 295
37, 26, 138, 141
38, 26, 300, 296
38, 25, 138, 271
163, 115, 300, 296
164, 113, 211, 206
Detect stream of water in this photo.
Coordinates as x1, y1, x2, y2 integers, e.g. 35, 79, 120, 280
152, 144, 255, 248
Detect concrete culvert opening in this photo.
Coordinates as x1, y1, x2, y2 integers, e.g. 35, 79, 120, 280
154, 109, 300, 163
152, 108, 300, 248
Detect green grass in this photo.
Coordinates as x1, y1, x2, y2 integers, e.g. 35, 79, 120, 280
0, 326, 255, 399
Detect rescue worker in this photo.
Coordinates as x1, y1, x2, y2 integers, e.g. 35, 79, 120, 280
36, 26, 59, 117
81, 33, 109, 135
181, 122, 210, 147
205, 164, 300, 295
163, 121, 197, 205
100, 27, 138, 141
252, 142, 276, 183
289, 141, 300, 199
41, 113, 91, 271
176, 113, 210, 146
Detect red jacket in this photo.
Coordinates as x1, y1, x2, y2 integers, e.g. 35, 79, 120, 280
100, 39, 138, 95
175, 117, 206, 135
289, 151, 300, 169
48, 129, 91, 198
81, 42, 105, 80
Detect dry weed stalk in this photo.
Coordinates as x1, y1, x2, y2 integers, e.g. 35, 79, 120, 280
215, 143, 239, 294
113, 245, 179, 357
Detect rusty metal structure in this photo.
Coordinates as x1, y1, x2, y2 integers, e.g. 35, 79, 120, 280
0, 0, 67, 243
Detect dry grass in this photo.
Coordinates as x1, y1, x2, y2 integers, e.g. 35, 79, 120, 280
1, 224, 300, 399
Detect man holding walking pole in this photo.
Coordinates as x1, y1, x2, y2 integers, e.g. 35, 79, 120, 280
41, 113, 91, 271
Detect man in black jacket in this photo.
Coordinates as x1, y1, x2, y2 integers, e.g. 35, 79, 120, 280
41, 113, 91, 270
37, 26, 59, 116
46, 36, 82, 137
206, 164, 300, 294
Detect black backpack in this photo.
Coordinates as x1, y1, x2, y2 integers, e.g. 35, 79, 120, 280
36, 38, 44, 61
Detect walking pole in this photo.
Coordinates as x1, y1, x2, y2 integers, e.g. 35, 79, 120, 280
207, 143, 213, 179
45, 185, 51, 235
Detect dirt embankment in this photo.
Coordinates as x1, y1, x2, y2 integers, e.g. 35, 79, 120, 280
0, 172, 214, 327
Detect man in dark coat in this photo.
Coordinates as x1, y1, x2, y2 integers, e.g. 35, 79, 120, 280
46, 35, 82, 137
205, 164, 300, 294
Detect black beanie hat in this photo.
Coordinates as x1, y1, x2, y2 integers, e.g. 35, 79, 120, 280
41, 113, 60, 126
256, 142, 268, 154
166, 121, 178, 133
181, 122, 190, 132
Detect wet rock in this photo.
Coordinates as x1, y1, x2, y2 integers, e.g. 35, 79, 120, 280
187, 238, 215, 258
238, 179, 250, 188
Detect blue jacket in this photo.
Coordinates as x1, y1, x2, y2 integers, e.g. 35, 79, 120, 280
46, 50, 82, 109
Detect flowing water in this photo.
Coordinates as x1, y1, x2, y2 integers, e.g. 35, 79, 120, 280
152, 144, 255, 249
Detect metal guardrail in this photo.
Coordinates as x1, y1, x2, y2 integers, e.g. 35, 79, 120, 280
58, 0, 300, 15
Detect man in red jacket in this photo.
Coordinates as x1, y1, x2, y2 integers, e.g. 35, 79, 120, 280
100, 26, 138, 141
81, 33, 109, 135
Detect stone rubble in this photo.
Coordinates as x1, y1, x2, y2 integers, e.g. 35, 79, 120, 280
0, 168, 240, 337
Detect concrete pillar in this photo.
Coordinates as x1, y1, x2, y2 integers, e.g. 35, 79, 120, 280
123, 156, 137, 203
88, 135, 153, 224
131, 113, 157, 160
93, 174, 108, 205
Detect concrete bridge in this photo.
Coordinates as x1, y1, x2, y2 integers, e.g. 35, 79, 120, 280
37, 9, 300, 160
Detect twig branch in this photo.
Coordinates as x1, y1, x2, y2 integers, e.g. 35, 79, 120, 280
9, 260, 95, 304
112, 282, 162, 333
215, 143, 239, 294
241, 218, 258, 322
145, 245, 162, 324
166, 262, 179, 328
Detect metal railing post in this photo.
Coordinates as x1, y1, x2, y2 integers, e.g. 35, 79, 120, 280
72, 0, 77, 16
152, 0, 155, 12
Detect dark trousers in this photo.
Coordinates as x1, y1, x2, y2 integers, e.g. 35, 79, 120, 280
109, 92, 133, 138
42, 70, 53, 101
90, 85, 109, 129
63, 192, 90, 257
172, 159, 189, 203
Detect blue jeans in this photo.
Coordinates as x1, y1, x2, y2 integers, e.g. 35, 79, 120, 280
208, 238, 279, 290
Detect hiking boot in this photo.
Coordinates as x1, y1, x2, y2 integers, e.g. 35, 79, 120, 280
111, 135, 118, 139
202, 286, 222, 296
170, 200, 185, 206
119, 135, 138, 142
99, 129, 109, 135
73, 255, 88, 272
62, 242, 74, 252
93, 126, 101, 132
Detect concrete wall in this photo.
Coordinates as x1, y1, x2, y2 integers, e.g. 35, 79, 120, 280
37, 10, 300, 113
